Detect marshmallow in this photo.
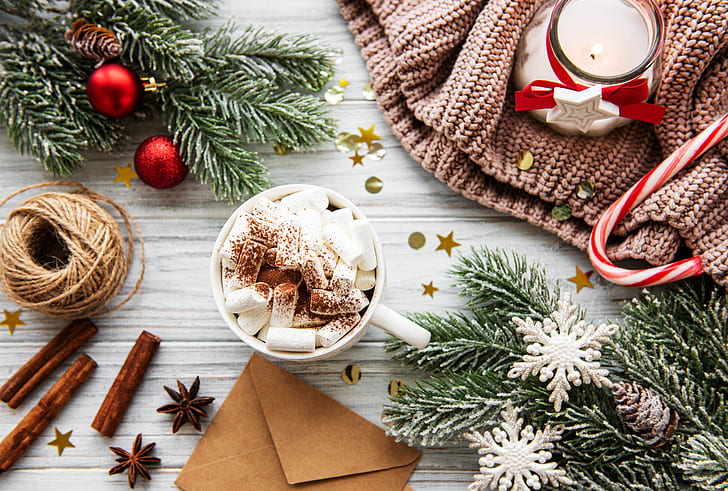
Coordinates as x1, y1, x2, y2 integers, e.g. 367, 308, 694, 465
309, 288, 369, 315
350, 220, 377, 271
219, 215, 250, 264
298, 252, 329, 290
292, 307, 331, 328
252, 196, 291, 224
321, 209, 333, 225
316, 313, 360, 348
232, 239, 268, 288
257, 266, 302, 288
355, 269, 376, 291
291, 292, 331, 328
222, 265, 245, 295
266, 327, 316, 352
298, 209, 323, 254
274, 217, 301, 269
236, 301, 272, 336
319, 245, 338, 277
257, 324, 271, 342
331, 258, 356, 293
329, 208, 354, 229
265, 248, 278, 266
246, 214, 279, 246
269, 283, 298, 327
280, 189, 328, 213
225, 283, 271, 313
219, 214, 278, 264
323, 223, 363, 267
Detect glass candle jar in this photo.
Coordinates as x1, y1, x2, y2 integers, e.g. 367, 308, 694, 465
513, 0, 664, 136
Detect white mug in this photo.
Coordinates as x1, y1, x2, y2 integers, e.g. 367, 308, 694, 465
210, 184, 431, 361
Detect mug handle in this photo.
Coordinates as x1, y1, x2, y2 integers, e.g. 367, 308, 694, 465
369, 304, 431, 348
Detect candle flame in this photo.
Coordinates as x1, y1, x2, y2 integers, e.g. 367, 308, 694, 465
590, 43, 604, 61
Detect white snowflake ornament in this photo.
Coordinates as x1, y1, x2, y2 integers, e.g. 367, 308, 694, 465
463, 406, 572, 491
507, 292, 618, 411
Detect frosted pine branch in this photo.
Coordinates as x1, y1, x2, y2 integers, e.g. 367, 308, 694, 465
679, 434, 728, 490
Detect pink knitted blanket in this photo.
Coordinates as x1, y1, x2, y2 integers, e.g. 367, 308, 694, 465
337, 0, 728, 286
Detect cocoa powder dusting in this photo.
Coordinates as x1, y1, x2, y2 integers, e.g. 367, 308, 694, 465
234, 240, 267, 280
257, 266, 302, 288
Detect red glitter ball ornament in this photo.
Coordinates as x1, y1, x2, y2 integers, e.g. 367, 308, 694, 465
133, 136, 188, 189
86, 64, 143, 118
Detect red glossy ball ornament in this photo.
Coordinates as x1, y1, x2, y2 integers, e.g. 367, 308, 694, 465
134, 135, 188, 189
86, 64, 143, 118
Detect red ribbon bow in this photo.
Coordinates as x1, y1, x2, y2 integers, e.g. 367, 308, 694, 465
515, 36, 665, 125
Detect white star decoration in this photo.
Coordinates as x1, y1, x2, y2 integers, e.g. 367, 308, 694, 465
507, 292, 618, 411
546, 86, 619, 133
463, 406, 573, 491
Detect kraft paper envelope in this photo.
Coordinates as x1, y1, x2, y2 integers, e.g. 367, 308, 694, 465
176, 353, 421, 490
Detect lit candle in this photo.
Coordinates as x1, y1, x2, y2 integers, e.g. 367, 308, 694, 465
513, 0, 663, 136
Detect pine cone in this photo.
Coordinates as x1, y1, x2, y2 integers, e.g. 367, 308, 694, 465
64, 19, 122, 66
613, 381, 678, 447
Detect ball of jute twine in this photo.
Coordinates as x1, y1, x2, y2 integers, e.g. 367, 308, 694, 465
0, 181, 144, 319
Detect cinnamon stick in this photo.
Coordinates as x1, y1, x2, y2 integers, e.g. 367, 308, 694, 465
91, 330, 161, 437
0, 319, 98, 408
0, 353, 97, 473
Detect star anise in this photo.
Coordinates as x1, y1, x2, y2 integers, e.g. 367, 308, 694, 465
156, 376, 215, 433
108, 433, 161, 489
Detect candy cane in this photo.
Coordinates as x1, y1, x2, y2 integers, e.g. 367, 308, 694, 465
588, 113, 728, 287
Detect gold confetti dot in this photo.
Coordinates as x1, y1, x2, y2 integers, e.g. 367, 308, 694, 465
552, 205, 572, 221
325, 85, 345, 104
367, 142, 386, 161
273, 142, 292, 155
342, 364, 361, 384
335, 132, 362, 153
338, 79, 350, 88
365, 176, 383, 194
516, 150, 534, 170
576, 180, 596, 199
388, 379, 406, 396
362, 82, 376, 101
408, 232, 426, 249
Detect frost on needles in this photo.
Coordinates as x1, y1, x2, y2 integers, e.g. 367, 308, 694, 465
0, 0, 338, 201
384, 246, 728, 490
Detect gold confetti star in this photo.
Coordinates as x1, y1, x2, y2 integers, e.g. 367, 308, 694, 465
422, 281, 439, 298
356, 125, 381, 147
48, 428, 75, 456
349, 151, 365, 166
338, 79, 350, 88
568, 266, 595, 293
1, 309, 25, 335
435, 231, 461, 257
114, 163, 138, 188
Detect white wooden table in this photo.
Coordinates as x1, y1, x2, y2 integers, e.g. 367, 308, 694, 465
0, 1, 638, 488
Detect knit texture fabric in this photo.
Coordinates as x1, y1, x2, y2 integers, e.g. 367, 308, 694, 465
336, 0, 728, 286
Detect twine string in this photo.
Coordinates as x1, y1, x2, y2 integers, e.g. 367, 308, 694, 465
0, 181, 144, 319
